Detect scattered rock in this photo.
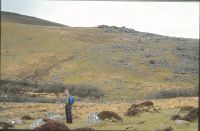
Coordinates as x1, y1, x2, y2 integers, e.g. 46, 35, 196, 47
97, 25, 109, 28
97, 25, 136, 33
34, 120, 69, 130
0, 122, 14, 129
98, 111, 123, 122
144, 50, 153, 57
29, 118, 45, 129
21, 115, 33, 120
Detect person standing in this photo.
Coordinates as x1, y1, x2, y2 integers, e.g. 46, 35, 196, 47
64, 89, 74, 123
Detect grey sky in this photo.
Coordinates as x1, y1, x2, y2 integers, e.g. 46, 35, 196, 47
2, 0, 199, 39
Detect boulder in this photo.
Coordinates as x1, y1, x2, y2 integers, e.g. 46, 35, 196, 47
87, 112, 101, 125
29, 118, 45, 129
45, 112, 62, 121
175, 119, 187, 125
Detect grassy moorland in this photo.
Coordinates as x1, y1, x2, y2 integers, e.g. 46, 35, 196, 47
0, 11, 199, 130
0, 97, 198, 130
1, 12, 198, 101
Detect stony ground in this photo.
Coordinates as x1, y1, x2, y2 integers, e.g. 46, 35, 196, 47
0, 97, 198, 130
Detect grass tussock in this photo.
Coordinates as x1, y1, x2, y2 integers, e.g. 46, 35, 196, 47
125, 101, 159, 117
0, 122, 14, 129
21, 115, 33, 120
98, 111, 123, 122
182, 107, 199, 122
34, 120, 69, 130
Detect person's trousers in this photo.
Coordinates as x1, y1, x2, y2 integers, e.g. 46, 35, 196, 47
65, 106, 72, 123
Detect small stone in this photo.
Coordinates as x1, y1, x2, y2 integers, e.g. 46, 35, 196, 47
9, 118, 23, 125
29, 118, 45, 129
175, 119, 186, 125
87, 112, 101, 125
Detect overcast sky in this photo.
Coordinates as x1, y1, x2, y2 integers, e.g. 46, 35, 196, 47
2, 0, 199, 39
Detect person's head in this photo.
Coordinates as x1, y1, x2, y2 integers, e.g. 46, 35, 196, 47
64, 89, 69, 96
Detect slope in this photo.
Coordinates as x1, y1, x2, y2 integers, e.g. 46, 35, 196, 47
1, 11, 66, 27
1, 12, 199, 100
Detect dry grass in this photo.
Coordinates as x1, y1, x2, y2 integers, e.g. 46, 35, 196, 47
0, 97, 198, 121
0, 97, 198, 130
25, 92, 65, 99
152, 97, 198, 109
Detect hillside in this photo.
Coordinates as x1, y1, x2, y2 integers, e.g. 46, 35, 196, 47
1, 11, 199, 101
1, 11, 66, 26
